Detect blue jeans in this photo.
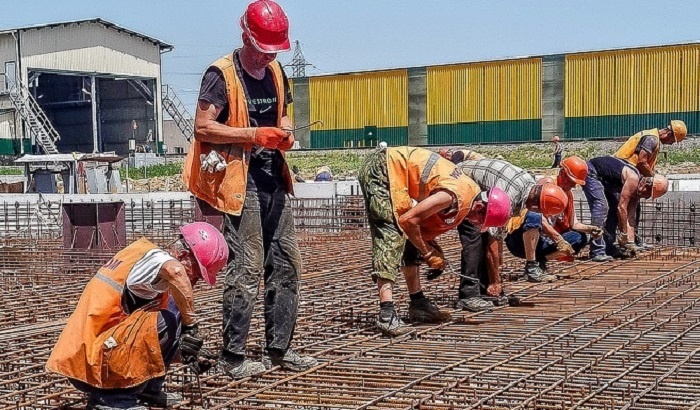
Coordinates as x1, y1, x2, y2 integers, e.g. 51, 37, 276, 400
582, 172, 620, 256
70, 299, 181, 408
505, 211, 589, 261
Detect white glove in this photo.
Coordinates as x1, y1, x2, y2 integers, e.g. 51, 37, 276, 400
200, 151, 227, 174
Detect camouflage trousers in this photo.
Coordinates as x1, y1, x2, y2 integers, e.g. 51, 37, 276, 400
358, 148, 420, 283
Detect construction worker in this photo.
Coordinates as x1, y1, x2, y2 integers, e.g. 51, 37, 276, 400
614, 120, 687, 177
439, 148, 484, 164
183, 0, 316, 378
358, 146, 511, 337
455, 157, 569, 312
505, 157, 601, 274
551, 136, 563, 168
46, 222, 228, 410
583, 156, 669, 261
314, 165, 333, 182
613, 120, 686, 249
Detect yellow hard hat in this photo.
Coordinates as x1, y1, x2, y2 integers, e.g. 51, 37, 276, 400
670, 120, 687, 143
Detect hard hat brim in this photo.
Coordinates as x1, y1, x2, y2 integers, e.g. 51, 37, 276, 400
250, 36, 291, 53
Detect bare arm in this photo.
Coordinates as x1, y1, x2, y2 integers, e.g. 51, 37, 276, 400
541, 216, 564, 241
159, 260, 196, 326
194, 101, 256, 144
636, 150, 655, 177
397, 191, 453, 255
617, 170, 639, 236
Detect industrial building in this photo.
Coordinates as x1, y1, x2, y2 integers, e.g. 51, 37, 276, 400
0, 19, 186, 157
290, 42, 700, 149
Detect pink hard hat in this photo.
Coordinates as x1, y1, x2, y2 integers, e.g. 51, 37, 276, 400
179, 222, 229, 285
482, 186, 512, 229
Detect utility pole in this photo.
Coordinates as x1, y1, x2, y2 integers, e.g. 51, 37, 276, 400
285, 40, 312, 78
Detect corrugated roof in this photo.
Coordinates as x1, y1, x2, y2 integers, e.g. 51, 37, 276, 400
0, 18, 173, 51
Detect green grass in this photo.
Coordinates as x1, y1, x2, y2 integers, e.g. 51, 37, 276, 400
0, 167, 23, 175
119, 162, 184, 180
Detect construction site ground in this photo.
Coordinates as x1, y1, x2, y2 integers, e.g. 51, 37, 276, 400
2, 229, 700, 409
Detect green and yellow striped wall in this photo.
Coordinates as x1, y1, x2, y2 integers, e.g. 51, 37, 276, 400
565, 44, 700, 138
0, 111, 26, 156
308, 69, 408, 149
426, 58, 542, 144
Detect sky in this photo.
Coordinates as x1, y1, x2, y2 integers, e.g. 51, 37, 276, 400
2, 0, 700, 113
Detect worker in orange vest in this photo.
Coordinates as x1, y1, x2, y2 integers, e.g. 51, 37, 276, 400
505, 157, 602, 275
184, 0, 317, 378
359, 146, 512, 337
613, 120, 686, 249
46, 223, 228, 410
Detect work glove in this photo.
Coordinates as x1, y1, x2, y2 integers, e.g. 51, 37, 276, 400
187, 348, 217, 375
423, 249, 446, 270
590, 227, 604, 239
486, 283, 503, 298
254, 127, 287, 149
180, 323, 203, 365
277, 131, 295, 151
200, 151, 227, 173
617, 244, 637, 260
555, 238, 575, 256
617, 232, 629, 246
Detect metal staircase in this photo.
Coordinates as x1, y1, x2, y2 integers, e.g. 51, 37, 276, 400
7, 78, 60, 154
162, 85, 194, 142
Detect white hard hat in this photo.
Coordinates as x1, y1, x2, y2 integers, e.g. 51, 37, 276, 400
378, 141, 387, 149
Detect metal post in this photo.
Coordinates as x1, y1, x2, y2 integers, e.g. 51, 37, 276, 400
91, 75, 98, 153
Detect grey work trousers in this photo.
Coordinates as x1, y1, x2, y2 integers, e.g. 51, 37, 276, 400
222, 189, 302, 357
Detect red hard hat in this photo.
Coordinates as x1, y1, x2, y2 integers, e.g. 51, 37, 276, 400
179, 222, 229, 286
560, 156, 588, 185
241, 0, 291, 53
483, 187, 512, 229
439, 148, 450, 159
539, 183, 568, 217
553, 136, 560, 142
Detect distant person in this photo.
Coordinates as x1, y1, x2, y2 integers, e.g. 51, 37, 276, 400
378, 141, 388, 149
551, 136, 562, 168
315, 165, 333, 182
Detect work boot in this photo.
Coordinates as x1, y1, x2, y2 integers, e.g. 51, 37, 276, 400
590, 254, 613, 262
524, 261, 557, 283
376, 309, 412, 337
262, 348, 318, 372
539, 260, 548, 274
137, 391, 182, 408
219, 357, 266, 379
407, 297, 452, 323
456, 296, 493, 312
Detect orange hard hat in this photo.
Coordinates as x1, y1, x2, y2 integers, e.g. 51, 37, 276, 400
670, 120, 687, 143
650, 174, 669, 200
241, 0, 291, 53
538, 183, 568, 217
553, 136, 560, 142
560, 156, 588, 185
179, 222, 229, 285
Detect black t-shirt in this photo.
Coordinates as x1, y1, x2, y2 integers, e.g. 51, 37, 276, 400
635, 134, 659, 155
198, 52, 293, 192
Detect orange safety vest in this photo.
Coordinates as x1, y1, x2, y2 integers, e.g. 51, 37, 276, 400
46, 239, 169, 389
387, 146, 480, 241
613, 128, 660, 170
183, 52, 294, 215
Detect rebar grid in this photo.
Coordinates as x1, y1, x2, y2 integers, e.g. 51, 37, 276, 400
1, 232, 700, 409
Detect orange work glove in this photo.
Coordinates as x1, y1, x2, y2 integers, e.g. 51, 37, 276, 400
486, 283, 502, 297
254, 127, 287, 149
424, 248, 446, 270
277, 132, 295, 151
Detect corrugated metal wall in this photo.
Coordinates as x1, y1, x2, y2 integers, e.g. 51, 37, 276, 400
426, 58, 542, 144
565, 44, 700, 138
309, 70, 408, 148
0, 111, 24, 155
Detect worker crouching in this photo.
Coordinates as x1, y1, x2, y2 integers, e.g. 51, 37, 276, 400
505, 157, 600, 275
359, 146, 511, 337
46, 222, 228, 410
